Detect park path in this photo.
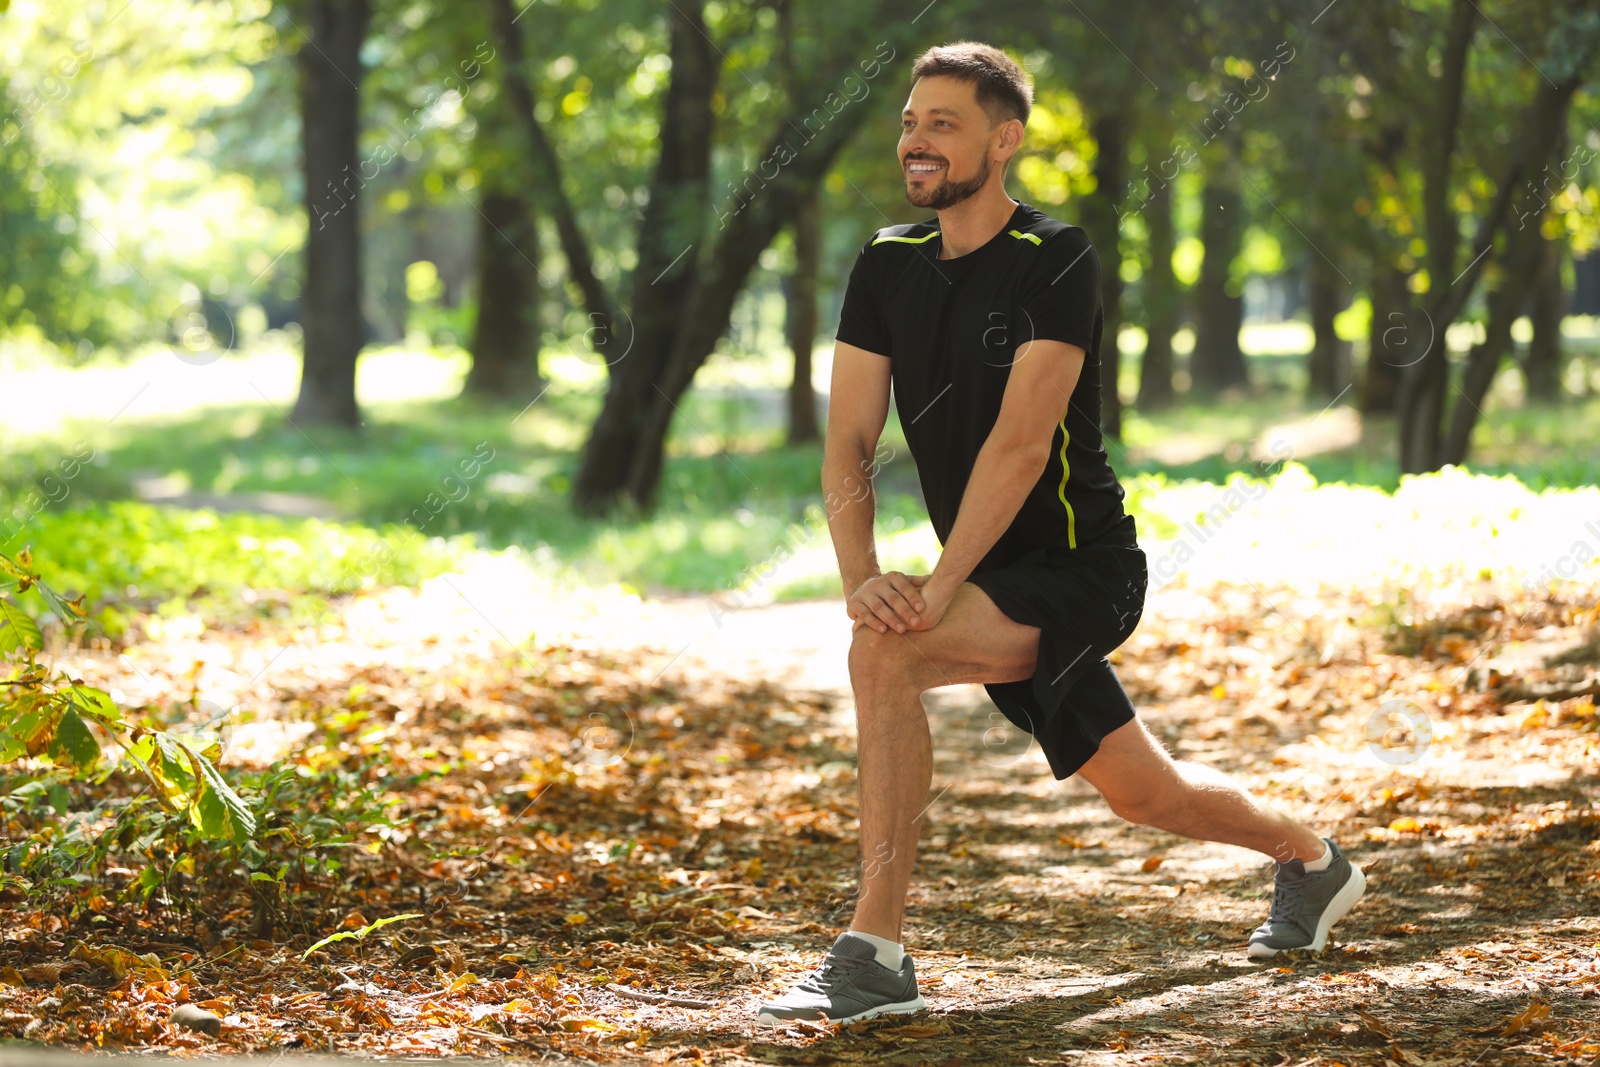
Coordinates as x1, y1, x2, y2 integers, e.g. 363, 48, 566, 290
14, 557, 1598, 1065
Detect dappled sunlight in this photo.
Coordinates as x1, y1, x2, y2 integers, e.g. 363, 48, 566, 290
0, 340, 470, 441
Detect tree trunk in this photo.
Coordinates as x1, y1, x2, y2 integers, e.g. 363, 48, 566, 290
1444, 192, 1559, 464
786, 187, 821, 445
491, 0, 621, 346
464, 188, 543, 399
570, 5, 896, 515
464, 187, 544, 399
1306, 251, 1351, 398
1398, 9, 1587, 470
291, 0, 369, 428
1420, 68, 1580, 463
1137, 170, 1178, 410
570, 0, 717, 517
1360, 261, 1410, 415
1191, 148, 1248, 396
1397, 0, 1478, 472
1080, 112, 1128, 438
1524, 222, 1565, 402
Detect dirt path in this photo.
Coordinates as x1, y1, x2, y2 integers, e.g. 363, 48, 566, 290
3, 571, 1598, 1065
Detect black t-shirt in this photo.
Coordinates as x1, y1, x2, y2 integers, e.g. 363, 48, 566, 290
835, 199, 1136, 574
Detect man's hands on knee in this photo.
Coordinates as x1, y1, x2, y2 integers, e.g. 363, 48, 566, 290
848, 571, 930, 634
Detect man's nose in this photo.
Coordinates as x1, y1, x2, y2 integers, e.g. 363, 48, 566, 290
900, 131, 933, 159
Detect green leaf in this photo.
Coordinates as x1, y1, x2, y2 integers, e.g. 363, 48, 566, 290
301, 912, 422, 960
187, 739, 255, 843
140, 733, 199, 813
62, 685, 122, 728
46, 711, 101, 771
0, 599, 41, 654
30, 575, 84, 625
8, 692, 66, 758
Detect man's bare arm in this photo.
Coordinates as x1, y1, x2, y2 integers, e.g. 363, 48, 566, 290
823, 340, 891, 595
822, 340, 930, 633
919, 338, 1089, 615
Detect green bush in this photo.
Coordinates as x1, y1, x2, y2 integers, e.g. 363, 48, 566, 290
5, 501, 464, 620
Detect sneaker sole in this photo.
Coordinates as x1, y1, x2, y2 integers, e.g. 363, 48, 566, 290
1247, 862, 1368, 960
756, 994, 926, 1027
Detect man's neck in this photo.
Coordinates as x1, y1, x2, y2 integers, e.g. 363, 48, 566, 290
935, 188, 1020, 259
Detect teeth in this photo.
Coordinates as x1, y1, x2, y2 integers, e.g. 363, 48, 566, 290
907, 162, 943, 173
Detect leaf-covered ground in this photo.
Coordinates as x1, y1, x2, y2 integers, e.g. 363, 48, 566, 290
1, 563, 1598, 1065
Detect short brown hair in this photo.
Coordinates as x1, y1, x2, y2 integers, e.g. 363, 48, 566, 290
911, 41, 1033, 127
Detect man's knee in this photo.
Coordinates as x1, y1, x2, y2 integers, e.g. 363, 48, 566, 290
1108, 791, 1171, 827
848, 626, 931, 695
1083, 727, 1188, 825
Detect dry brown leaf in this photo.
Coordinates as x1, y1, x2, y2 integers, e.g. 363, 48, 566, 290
1501, 998, 1551, 1036
21, 962, 67, 984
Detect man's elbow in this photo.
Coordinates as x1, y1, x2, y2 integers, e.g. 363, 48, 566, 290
992, 432, 1053, 475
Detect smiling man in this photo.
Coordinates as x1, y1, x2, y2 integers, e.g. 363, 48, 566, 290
755, 42, 1367, 1026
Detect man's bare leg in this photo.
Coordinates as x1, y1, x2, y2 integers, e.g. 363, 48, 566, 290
845, 583, 1040, 943
1076, 715, 1326, 864
843, 581, 1331, 948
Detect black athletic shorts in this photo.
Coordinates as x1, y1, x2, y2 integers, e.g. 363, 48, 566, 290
966, 516, 1147, 780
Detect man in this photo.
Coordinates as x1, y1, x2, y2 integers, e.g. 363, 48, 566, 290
755, 42, 1368, 1027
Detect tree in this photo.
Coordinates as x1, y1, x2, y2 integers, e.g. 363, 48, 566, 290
1523, 227, 1565, 401
1190, 137, 1248, 396
290, 0, 371, 428
1079, 111, 1130, 437
1135, 147, 1180, 410
777, 0, 820, 446
1361, 262, 1412, 414
1324, 0, 1600, 471
464, 187, 543, 398
785, 187, 822, 445
1305, 251, 1352, 398
463, 81, 543, 400
486, 0, 928, 515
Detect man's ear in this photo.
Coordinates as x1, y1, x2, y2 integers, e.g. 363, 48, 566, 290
995, 118, 1025, 163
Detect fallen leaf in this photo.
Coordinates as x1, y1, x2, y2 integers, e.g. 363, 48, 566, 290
21, 963, 68, 984
1501, 998, 1551, 1036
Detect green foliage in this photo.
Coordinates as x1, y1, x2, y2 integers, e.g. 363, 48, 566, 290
6, 501, 463, 621
0, 548, 252, 845
0, 544, 417, 918
0, 90, 93, 345
301, 912, 422, 960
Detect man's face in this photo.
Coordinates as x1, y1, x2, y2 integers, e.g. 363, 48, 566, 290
898, 75, 998, 210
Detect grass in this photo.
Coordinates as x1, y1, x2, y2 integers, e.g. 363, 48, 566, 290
1, 324, 1597, 610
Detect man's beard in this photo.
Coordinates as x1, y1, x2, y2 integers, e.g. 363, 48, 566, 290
904, 153, 990, 210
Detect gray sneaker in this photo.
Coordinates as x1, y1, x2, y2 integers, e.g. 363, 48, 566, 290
756, 932, 927, 1025
1247, 837, 1367, 959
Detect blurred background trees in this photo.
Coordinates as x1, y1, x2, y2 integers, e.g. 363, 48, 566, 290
3, 0, 1600, 516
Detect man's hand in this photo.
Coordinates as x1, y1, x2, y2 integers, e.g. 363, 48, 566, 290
847, 571, 929, 634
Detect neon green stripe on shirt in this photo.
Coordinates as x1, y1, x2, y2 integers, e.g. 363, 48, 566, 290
1056, 414, 1077, 549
